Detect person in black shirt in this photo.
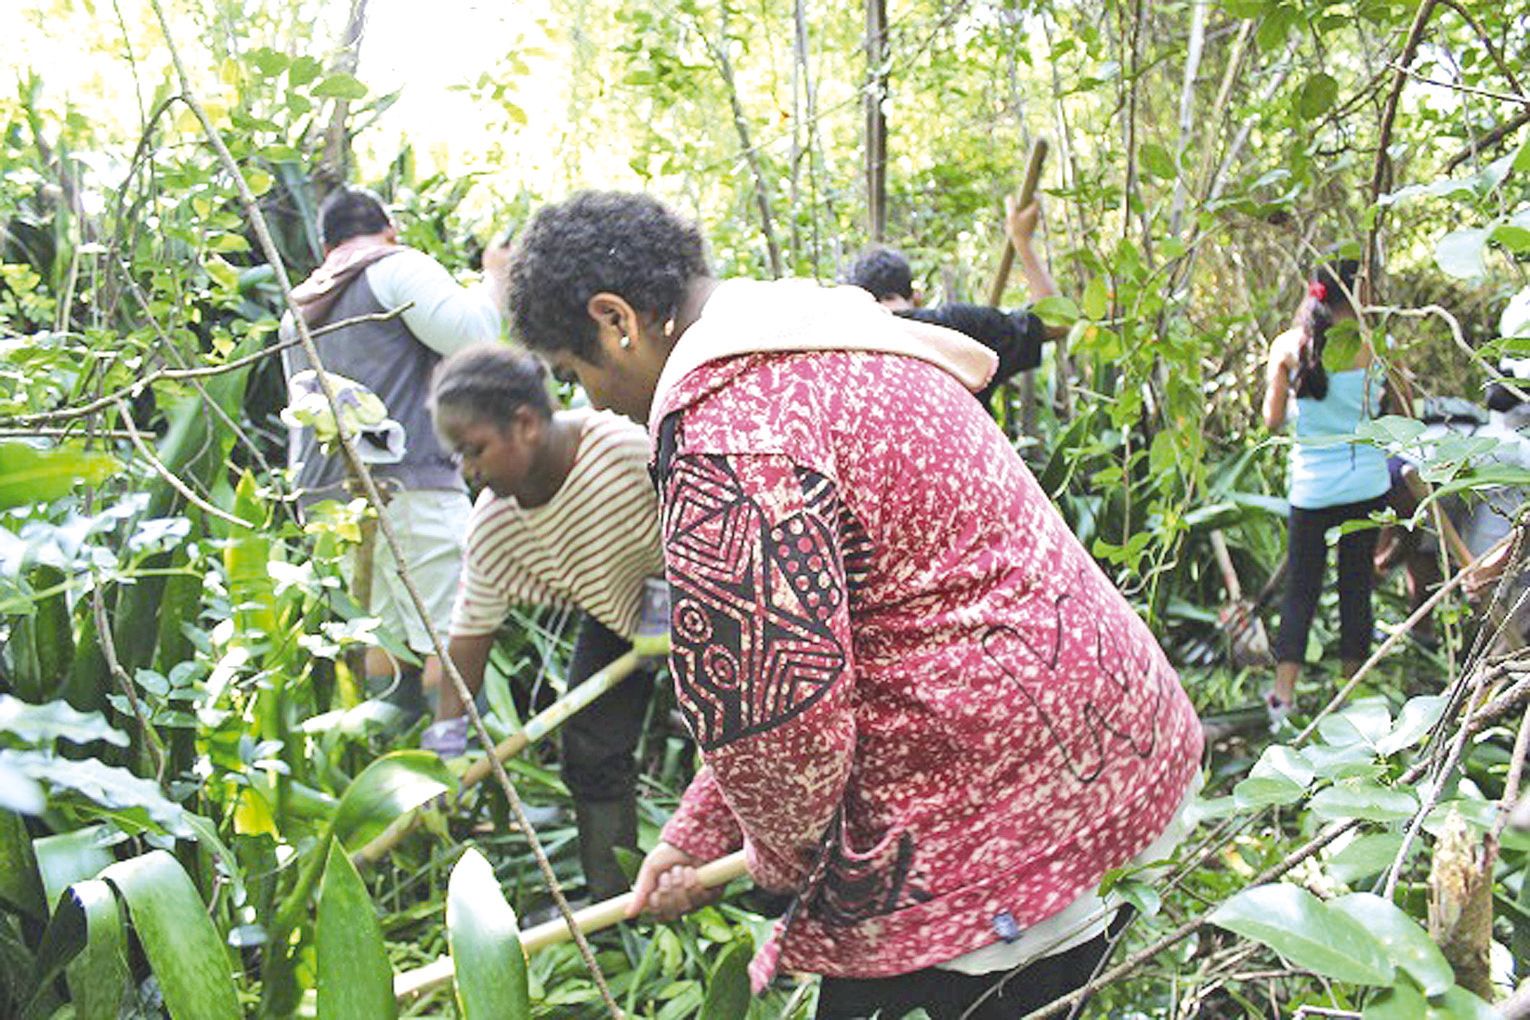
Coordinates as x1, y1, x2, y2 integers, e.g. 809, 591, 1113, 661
845, 198, 1067, 411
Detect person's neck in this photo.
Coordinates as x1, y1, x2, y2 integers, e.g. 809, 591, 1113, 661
512, 410, 585, 508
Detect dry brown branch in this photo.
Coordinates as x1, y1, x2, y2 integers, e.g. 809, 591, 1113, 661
90, 575, 166, 779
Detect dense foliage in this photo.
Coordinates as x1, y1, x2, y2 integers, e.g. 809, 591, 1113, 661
1, 0, 1527, 1017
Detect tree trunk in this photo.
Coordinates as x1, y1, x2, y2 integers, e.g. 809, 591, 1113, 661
314, 0, 371, 198
1428, 810, 1496, 1000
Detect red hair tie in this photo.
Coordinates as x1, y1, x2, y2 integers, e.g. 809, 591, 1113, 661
1308, 281, 1328, 302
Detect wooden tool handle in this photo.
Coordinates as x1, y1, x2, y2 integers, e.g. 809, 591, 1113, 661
987, 139, 1050, 308
393, 851, 751, 1002
1209, 530, 1244, 601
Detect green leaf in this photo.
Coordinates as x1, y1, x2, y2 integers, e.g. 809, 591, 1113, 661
1377, 695, 1446, 756
0, 812, 44, 918
288, 55, 323, 87
1327, 832, 1409, 884
1317, 698, 1391, 751
1435, 228, 1489, 279
1208, 884, 1394, 985
312, 73, 368, 100
317, 842, 396, 1020
1329, 893, 1452, 996
3, 751, 190, 837
1139, 142, 1176, 179
1082, 275, 1109, 321
1515, 136, 1530, 174
0, 697, 127, 750
100, 851, 240, 1020
0, 760, 44, 814
1366, 985, 1498, 1020
447, 847, 529, 1020
32, 826, 114, 910
56, 880, 132, 1020
1031, 295, 1080, 327
1234, 745, 1314, 808
1310, 782, 1417, 822
0, 443, 118, 510
1298, 73, 1339, 118
697, 937, 752, 1020
332, 751, 455, 850
1491, 223, 1530, 254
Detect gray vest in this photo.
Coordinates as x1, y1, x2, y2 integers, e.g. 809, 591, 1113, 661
280, 255, 464, 508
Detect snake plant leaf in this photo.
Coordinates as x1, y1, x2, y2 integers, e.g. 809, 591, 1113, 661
446, 847, 529, 1020
316, 841, 396, 1020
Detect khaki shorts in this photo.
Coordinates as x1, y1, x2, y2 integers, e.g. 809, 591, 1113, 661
365, 489, 470, 656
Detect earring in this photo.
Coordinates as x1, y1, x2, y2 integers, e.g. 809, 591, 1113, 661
663, 317, 676, 338
619, 334, 632, 349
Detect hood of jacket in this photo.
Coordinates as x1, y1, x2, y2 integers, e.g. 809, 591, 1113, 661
647, 278, 998, 428
289, 237, 403, 328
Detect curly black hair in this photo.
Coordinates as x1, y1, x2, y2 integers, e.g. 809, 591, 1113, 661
843, 245, 914, 302
505, 191, 710, 361
431, 343, 554, 428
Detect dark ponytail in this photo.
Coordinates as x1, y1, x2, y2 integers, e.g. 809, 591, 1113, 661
1293, 258, 1360, 401
431, 344, 554, 430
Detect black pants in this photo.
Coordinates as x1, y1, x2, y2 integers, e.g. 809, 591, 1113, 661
815, 930, 1112, 1020
1273, 496, 1385, 665
559, 614, 659, 803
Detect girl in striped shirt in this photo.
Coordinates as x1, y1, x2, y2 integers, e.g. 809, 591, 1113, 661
426, 344, 666, 899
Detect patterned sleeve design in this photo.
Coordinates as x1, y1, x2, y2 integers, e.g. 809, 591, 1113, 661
658, 450, 858, 891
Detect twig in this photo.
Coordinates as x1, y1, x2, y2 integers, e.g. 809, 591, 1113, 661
1362, 0, 1440, 298
3, 305, 410, 427
1490, 695, 1530, 843
90, 575, 166, 780
142, 4, 620, 1013
0, 427, 135, 440
113, 399, 254, 529
1443, 108, 1530, 173
1437, 0, 1522, 96
1386, 63, 1530, 106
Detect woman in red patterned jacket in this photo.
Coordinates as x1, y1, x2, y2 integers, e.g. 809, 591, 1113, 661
504, 191, 1203, 1020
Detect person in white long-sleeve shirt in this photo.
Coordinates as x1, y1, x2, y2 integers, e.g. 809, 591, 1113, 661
279, 186, 507, 721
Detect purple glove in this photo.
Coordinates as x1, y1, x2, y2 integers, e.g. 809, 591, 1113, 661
420, 716, 469, 759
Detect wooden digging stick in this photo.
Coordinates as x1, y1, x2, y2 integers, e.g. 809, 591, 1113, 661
393, 850, 750, 1003
352, 648, 653, 867
986, 139, 1050, 308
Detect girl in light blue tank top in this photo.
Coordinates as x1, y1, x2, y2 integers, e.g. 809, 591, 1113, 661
1261, 259, 1391, 723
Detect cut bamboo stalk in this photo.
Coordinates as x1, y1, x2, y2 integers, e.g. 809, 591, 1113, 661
394, 850, 749, 1003
352, 648, 651, 868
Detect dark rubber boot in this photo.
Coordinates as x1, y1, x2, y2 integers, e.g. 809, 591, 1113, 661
574, 794, 638, 902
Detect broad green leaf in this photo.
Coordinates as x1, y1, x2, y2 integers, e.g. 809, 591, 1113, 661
1435, 228, 1489, 280
312, 73, 368, 99
697, 937, 753, 1020
447, 847, 529, 1020
4, 751, 190, 837
1501, 285, 1530, 338
1377, 695, 1446, 756
0, 811, 44, 918
62, 881, 132, 1020
1330, 893, 1452, 996
1208, 883, 1394, 985
1298, 73, 1339, 118
1317, 698, 1391, 751
1031, 295, 1080, 327
0, 696, 127, 750
331, 750, 455, 850
33, 826, 113, 910
0, 760, 44, 814
317, 842, 396, 1020
1367, 985, 1498, 1020
0, 443, 118, 510
100, 851, 239, 1020
1305, 743, 1382, 782
1327, 832, 1411, 884
1492, 224, 1530, 254
1234, 745, 1314, 808
1310, 782, 1417, 822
